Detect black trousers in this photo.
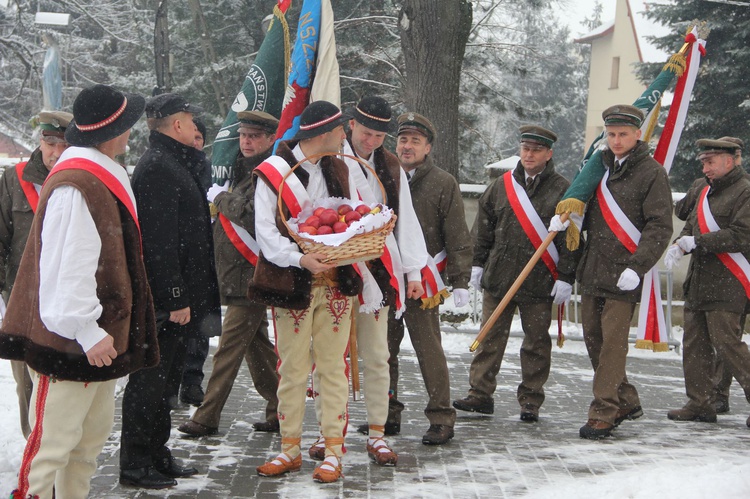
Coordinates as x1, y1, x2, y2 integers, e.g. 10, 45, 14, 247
181, 335, 210, 386
120, 321, 188, 470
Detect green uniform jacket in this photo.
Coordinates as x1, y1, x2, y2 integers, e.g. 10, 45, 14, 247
473, 160, 580, 301
577, 141, 673, 302
408, 156, 472, 289
681, 165, 750, 313
212, 149, 271, 306
0, 149, 49, 300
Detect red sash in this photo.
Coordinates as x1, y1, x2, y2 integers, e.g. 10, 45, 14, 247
49, 158, 140, 236
218, 213, 259, 266
15, 161, 40, 213
596, 169, 640, 254
503, 171, 558, 279
697, 186, 750, 299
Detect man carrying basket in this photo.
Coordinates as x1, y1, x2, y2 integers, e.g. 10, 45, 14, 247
250, 101, 363, 483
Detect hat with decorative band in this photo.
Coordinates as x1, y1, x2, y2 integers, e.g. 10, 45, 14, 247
292, 101, 350, 141
351, 96, 393, 133
65, 84, 145, 147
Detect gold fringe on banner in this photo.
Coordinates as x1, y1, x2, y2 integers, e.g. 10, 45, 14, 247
555, 198, 586, 251
271, 5, 292, 81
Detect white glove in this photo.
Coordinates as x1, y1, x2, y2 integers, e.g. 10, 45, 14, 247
453, 288, 470, 307
469, 266, 483, 290
663, 244, 684, 270
207, 180, 230, 204
550, 280, 573, 305
676, 235, 696, 253
548, 214, 570, 232
617, 268, 640, 291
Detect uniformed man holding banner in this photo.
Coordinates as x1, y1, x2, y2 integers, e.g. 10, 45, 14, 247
576, 105, 672, 439
453, 125, 579, 423
664, 138, 750, 427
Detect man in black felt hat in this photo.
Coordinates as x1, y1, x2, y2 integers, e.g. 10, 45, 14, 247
250, 100, 362, 483
664, 138, 750, 427
0, 84, 159, 499
119, 92, 221, 489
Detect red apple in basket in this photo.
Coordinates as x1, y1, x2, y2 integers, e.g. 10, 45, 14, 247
355, 204, 370, 216
318, 209, 339, 227
317, 225, 333, 235
333, 221, 348, 233
298, 225, 317, 235
337, 204, 353, 215
344, 211, 362, 224
313, 207, 326, 217
304, 215, 321, 229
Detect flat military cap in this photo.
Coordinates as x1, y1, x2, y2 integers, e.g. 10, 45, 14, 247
602, 104, 644, 128
717, 136, 744, 150
145, 93, 203, 119
397, 112, 436, 143
519, 125, 557, 148
36, 110, 73, 137
352, 96, 394, 133
695, 138, 740, 160
237, 110, 279, 134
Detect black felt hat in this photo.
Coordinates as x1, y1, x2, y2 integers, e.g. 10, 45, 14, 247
292, 101, 349, 141
65, 84, 145, 147
351, 96, 394, 133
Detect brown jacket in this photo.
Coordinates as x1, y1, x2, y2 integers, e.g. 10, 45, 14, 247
408, 156, 472, 288
577, 141, 673, 301
0, 149, 49, 300
248, 141, 363, 310
681, 165, 750, 313
213, 149, 271, 305
473, 160, 580, 301
0, 167, 159, 381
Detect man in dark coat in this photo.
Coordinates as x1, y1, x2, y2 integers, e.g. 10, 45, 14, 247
0, 110, 72, 439
453, 125, 579, 422
387, 112, 473, 446
664, 138, 750, 427
119, 93, 221, 489
178, 110, 280, 438
576, 105, 673, 439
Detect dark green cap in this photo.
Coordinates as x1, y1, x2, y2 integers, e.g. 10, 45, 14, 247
397, 112, 436, 143
237, 110, 279, 134
695, 138, 740, 160
519, 125, 557, 148
602, 104, 644, 128
37, 111, 73, 136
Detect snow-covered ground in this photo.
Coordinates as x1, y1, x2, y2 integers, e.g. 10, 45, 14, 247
2, 300, 750, 497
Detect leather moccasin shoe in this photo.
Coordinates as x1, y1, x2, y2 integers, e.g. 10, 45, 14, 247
252, 419, 280, 432
453, 395, 494, 415
422, 424, 454, 445
257, 453, 302, 477
614, 405, 644, 426
155, 456, 199, 478
667, 406, 717, 423
119, 466, 177, 489
357, 421, 401, 436
579, 419, 614, 440
178, 420, 218, 437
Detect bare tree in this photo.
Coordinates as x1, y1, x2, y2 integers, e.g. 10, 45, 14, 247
399, 0, 472, 179
154, 0, 171, 94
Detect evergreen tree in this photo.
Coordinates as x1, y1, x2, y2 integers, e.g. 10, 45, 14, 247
640, 0, 750, 191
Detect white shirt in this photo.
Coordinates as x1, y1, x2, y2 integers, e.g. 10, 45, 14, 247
343, 141, 427, 282
39, 146, 137, 353
255, 144, 357, 268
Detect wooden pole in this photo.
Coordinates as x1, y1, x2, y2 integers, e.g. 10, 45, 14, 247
470, 212, 569, 352
349, 310, 361, 400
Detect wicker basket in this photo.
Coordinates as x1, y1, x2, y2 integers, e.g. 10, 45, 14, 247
278, 152, 397, 267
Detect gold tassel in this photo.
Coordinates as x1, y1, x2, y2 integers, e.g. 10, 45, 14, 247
556, 333, 565, 348
635, 339, 653, 350
652, 342, 670, 353
555, 198, 586, 251
271, 5, 292, 82
662, 52, 686, 77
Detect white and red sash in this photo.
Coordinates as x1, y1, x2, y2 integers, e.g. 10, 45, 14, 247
15, 161, 40, 213
344, 147, 406, 317
697, 186, 750, 299
50, 158, 140, 236
218, 213, 259, 266
596, 169, 668, 351
504, 171, 559, 279
420, 249, 449, 309
256, 155, 383, 311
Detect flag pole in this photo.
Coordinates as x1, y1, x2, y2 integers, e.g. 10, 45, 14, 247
470, 212, 569, 352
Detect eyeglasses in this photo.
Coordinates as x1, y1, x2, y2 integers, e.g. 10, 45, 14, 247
41, 135, 69, 146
